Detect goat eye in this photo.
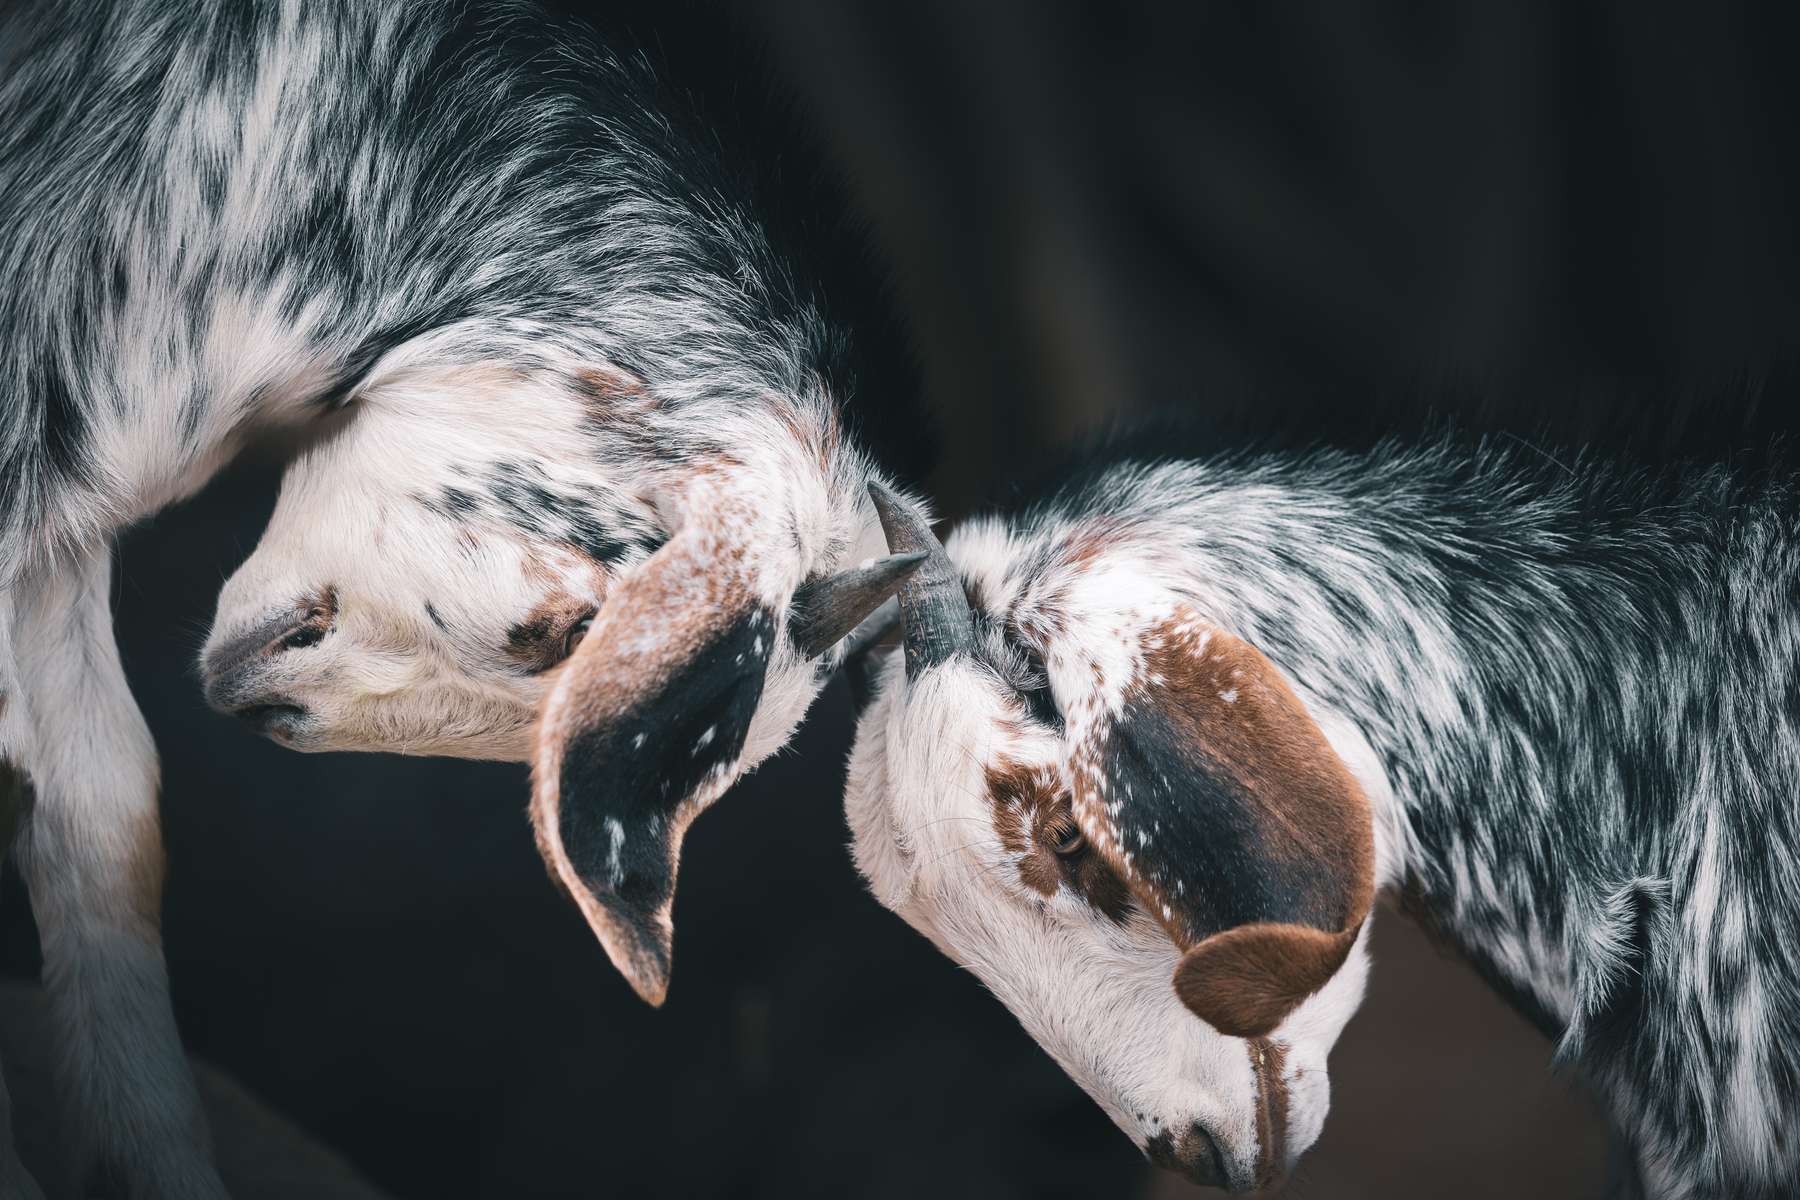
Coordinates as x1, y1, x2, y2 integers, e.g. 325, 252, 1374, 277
1049, 819, 1086, 859
562, 615, 594, 660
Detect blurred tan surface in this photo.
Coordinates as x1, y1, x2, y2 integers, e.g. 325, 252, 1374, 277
0, 981, 394, 1200
1147, 907, 1605, 1198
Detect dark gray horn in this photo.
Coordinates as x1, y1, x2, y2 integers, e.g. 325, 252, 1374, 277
790, 552, 926, 659
867, 482, 976, 677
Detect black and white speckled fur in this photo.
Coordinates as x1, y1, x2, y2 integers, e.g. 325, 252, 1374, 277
2, 2, 905, 1192
860, 435, 1799, 1198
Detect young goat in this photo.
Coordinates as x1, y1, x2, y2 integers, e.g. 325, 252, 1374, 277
2, 2, 916, 1192
845, 442, 1799, 1198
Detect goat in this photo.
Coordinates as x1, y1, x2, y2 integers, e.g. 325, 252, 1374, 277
1, 2, 918, 1192
843, 440, 1799, 1198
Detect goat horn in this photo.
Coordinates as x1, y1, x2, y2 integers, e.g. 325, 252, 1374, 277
789, 552, 926, 659
867, 482, 975, 677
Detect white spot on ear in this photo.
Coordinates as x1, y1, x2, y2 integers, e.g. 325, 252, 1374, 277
1219, 688, 1237, 703
753, 635, 764, 655
605, 817, 626, 884
693, 724, 717, 755
632, 732, 646, 750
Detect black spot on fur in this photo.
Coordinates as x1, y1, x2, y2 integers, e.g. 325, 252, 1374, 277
31, 359, 88, 480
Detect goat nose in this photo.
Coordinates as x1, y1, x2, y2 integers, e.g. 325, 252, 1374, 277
201, 612, 325, 712
1146, 1123, 1230, 1190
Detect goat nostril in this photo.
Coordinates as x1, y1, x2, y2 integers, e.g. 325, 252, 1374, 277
1146, 1123, 1228, 1189
280, 624, 326, 651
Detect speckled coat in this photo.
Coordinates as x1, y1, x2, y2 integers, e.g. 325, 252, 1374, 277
924, 435, 1800, 1198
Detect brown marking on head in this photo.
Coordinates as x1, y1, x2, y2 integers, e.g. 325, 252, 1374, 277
505, 592, 597, 673
570, 365, 654, 422
1174, 921, 1362, 1038
768, 393, 842, 474
1010, 519, 1127, 647
1067, 612, 1374, 1038
267, 586, 338, 654
1250, 1038, 1290, 1189
985, 757, 1132, 922
1138, 623, 1373, 922
301, 585, 339, 625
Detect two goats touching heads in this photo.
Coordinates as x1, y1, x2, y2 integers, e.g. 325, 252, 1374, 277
844, 488, 1383, 1193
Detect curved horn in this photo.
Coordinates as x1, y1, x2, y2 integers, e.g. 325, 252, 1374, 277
867, 482, 975, 677
789, 552, 925, 659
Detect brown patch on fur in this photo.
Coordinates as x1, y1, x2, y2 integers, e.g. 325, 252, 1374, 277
985, 758, 1132, 921
121, 800, 168, 937
768, 394, 842, 474
570, 365, 654, 423
505, 592, 595, 672
270, 586, 338, 652
1249, 1038, 1290, 1189
1060, 521, 1121, 574
1016, 519, 1126, 645
298, 585, 337, 622
1139, 624, 1370, 905
1173, 920, 1362, 1037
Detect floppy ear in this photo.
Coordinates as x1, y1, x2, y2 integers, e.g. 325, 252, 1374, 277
530, 488, 917, 1005
1062, 609, 1374, 1038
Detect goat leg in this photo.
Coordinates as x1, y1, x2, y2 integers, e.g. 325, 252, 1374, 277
4, 549, 225, 1199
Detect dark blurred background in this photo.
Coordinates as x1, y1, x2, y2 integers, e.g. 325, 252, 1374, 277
8, 2, 1800, 1197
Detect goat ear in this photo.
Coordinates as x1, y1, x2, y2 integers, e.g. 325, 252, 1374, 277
1063, 610, 1374, 1038
529, 511, 780, 1006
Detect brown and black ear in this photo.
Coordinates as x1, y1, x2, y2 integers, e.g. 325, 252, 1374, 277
529, 498, 915, 1006
529, 504, 785, 1007
1065, 610, 1375, 1038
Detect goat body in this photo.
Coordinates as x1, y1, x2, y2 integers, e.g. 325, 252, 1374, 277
849, 434, 1800, 1197
2, 2, 909, 1191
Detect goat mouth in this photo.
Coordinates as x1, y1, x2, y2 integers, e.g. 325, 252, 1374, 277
1249, 1037, 1290, 1189
232, 701, 309, 738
